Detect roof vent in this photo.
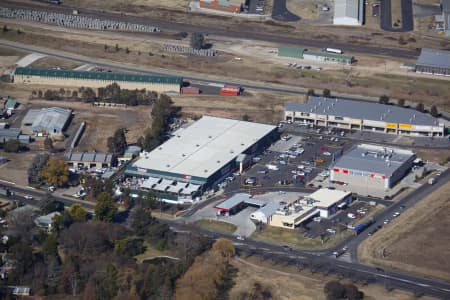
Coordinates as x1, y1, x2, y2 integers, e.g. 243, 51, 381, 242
217, 160, 220, 163
204, 169, 208, 173
177, 135, 181, 138
196, 144, 199, 147
182, 154, 186, 157
208, 135, 212, 138
166, 164, 170, 167
159, 147, 162, 150
241, 143, 244, 146
230, 150, 234, 153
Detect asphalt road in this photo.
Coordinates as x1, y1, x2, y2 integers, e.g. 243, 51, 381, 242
1, 0, 419, 59
380, 0, 414, 32
272, 0, 300, 22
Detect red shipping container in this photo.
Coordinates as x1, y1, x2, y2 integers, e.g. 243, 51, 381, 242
220, 88, 238, 96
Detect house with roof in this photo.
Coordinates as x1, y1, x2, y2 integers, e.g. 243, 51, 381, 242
14, 67, 183, 94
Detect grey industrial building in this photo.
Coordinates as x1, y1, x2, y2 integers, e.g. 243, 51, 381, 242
22, 107, 72, 136
65, 151, 115, 169
415, 48, 450, 76
330, 144, 415, 190
126, 116, 278, 202
285, 96, 445, 137
0, 128, 30, 144
439, 0, 450, 35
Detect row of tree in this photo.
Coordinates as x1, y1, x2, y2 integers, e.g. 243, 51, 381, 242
32, 84, 159, 106
378, 95, 439, 116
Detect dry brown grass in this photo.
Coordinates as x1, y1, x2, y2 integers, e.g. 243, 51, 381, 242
391, 0, 403, 28
30, 56, 80, 69
230, 256, 439, 300
358, 183, 450, 281
364, 0, 381, 29
0, 151, 39, 186
286, 0, 318, 20
65, 0, 189, 12
415, 149, 450, 165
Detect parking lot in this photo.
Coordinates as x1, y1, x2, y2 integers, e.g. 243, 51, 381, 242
222, 131, 355, 193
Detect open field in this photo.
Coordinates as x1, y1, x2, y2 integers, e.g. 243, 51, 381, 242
65, 0, 189, 12
193, 219, 238, 234
0, 151, 38, 186
251, 225, 353, 250
230, 256, 438, 300
415, 149, 450, 165
358, 183, 450, 281
1, 21, 450, 113
27, 99, 150, 152
286, 0, 318, 20
30, 56, 80, 69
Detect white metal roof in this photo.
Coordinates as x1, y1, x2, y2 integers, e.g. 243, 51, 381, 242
333, 0, 363, 25
308, 188, 351, 209
133, 116, 276, 179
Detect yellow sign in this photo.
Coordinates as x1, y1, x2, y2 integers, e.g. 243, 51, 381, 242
351, 119, 361, 125
386, 123, 397, 129
399, 123, 412, 129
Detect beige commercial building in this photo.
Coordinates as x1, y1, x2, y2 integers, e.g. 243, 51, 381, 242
14, 67, 182, 94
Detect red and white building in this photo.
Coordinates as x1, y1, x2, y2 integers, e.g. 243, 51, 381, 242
330, 144, 415, 189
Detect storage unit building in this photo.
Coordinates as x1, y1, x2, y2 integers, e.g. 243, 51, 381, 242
330, 144, 415, 189
285, 96, 445, 137
14, 67, 183, 94
126, 116, 278, 202
415, 48, 450, 76
333, 0, 363, 25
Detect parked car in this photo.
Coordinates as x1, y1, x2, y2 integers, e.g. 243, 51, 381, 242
24, 195, 33, 200
236, 235, 245, 241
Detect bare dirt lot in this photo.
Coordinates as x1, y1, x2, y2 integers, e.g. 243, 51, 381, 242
230, 257, 438, 300
286, 0, 318, 20
30, 56, 80, 70
26, 99, 151, 152
0, 151, 39, 186
358, 183, 450, 281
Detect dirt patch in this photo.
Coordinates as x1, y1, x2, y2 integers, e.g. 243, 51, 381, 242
30, 56, 80, 70
230, 256, 438, 300
358, 183, 450, 281
193, 219, 237, 234
415, 149, 450, 165
286, 0, 318, 20
26, 99, 150, 152
0, 151, 39, 186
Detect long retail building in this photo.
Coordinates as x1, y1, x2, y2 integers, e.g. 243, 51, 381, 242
330, 144, 415, 190
126, 116, 278, 202
14, 67, 183, 93
285, 96, 445, 137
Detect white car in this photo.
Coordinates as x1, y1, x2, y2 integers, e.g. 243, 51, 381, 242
384, 219, 390, 225
323, 151, 332, 156
393, 212, 400, 217
347, 213, 356, 219
296, 148, 305, 154
297, 165, 305, 169
236, 235, 245, 241
297, 171, 305, 176
24, 195, 33, 200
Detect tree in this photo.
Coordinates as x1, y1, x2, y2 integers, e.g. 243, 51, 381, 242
107, 128, 127, 156
212, 238, 235, 259
42, 234, 59, 259
322, 89, 331, 97
190, 32, 205, 50
8, 241, 33, 284
104, 44, 108, 51
3, 139, 21, 153
40, 197, 65, 214
68, 204, 88, 222
2, 25, 8, 33
100, 262, 119, 299
44, 137, 53, 151
131, 207, 155, 236
307, 89, 315, 96
241, 114, 251, 122
323, 281, 345, 300
430, 105, 439, 117
379, 95, 389, 104
94, 192, 117, 222
39, 157, 69, 187
115, 44, 120, 52
343, 284, 363, 300
416, 102, 425, 113
397, 98, 405, 107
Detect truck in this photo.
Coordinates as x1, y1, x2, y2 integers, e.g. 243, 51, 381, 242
324, 48, 343, 54
181, 87, 200, 94
428, 177, 436, 185
0, 187, 11, 197
352, 219, 375, 235
220, 85, 242, 96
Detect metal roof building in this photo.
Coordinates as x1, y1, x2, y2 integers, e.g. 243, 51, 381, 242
250, 202, 282, 224
14, 67, 183, 93
126, 116, 278, 201
330, 144, 415, 189
415, 48, 450, 76
0, 128, 21, 143
277, 47, 353, 65
333, 0, 363, 25
65, 151, 115, 168
22, 107, 72, 135
214, 193, 265, 215
285, 96, 445, 137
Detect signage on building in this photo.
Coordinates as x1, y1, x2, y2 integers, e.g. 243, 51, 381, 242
386, 123, 397, 129
399, 123, 412, 129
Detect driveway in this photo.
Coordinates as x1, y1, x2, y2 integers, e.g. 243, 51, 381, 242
380, 0, 413, 32
272, 0, 301, 21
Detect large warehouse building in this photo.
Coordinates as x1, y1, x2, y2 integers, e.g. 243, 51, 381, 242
333, 0, 363, 25
14, 67, 183, 93
415, 48, 450, 76
126, 116, 278, 202
22, 107, 72, 136
330, 144, 415, 190
285, 96, 445, 137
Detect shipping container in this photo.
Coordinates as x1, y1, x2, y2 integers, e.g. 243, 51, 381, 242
181, 87, 200, 94
220, 88, 239, 96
